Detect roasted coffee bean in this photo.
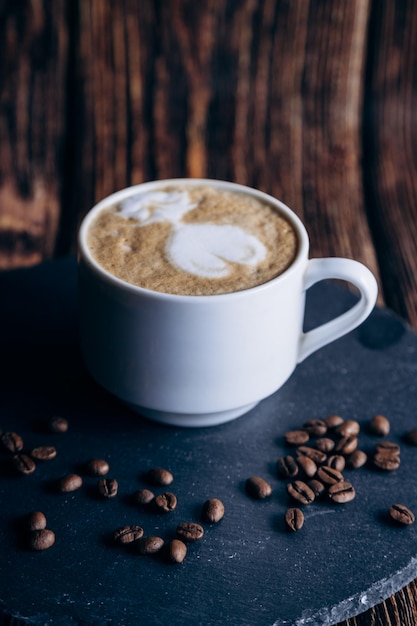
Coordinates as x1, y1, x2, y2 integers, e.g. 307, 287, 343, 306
324, 415, 344, 429
27, 511, 47, 531
389, 504, 415, 525
375, 441, 400, 455
373, 453, 400, 471
369, 414, 390, 436
60, 473, 83, 492
302, 419, 327, 437
277, 455, 298, 478
176, 522, 204, 542
335, 420, 360, 437
296, 455, 317, 478
30, 529, 55, 551
287, 480, 315, 505
314, 438, 335, 453
133, 488, 155, 505
48, 417, 68, 433
405, 429, 417, 446
347, 450, 367, 469
334, 436, 358, 455
316, 466, 343, 485
296, 446, 327, 465
328, 481, 356, 503
308, 479, 326, 497
146, 467, 174, 486
98, 478, 118, 498
245, 476, 272, 499
135, 536, 164, 555
285, 507, 304, 531
167, 539, 187, 563
1, 431, 23, 453
30, 446, 57, 461
154, 492, 177, 513
12, 454, 36, 475
202, 498, 225, 523
113, 525, 144, 544
327, 455, 346, 471
284, 430, 309, 445
86, 459, 110, 476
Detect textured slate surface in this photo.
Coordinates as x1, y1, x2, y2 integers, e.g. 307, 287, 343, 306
1, 257, 417, 626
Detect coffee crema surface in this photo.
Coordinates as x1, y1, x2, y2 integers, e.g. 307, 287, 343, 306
87, 185, 298, 295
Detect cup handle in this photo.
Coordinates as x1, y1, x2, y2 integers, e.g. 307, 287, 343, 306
298, 258, 378, 363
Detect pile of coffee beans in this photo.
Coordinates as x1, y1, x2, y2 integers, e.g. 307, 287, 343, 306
245, 414, 416, 532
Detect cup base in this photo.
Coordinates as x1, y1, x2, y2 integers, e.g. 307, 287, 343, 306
126, 401, 259, 427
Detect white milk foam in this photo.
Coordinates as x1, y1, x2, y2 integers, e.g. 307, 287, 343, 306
119, 190, 267, 279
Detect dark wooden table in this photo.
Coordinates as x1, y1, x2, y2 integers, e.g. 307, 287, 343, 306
1, 1, 417, 624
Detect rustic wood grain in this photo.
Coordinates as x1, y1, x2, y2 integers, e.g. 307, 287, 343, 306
362, 0, 417, 327
0, 0, 68, 268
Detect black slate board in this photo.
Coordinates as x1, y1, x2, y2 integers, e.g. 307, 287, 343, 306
1, 257, 417, 626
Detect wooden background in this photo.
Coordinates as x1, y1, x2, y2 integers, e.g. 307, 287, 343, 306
1, 1, 417, 623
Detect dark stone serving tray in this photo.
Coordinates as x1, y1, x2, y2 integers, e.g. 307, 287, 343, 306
1, 257, 417, 626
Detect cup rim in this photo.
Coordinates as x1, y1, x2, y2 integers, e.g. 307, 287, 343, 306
78, 178, 310, 301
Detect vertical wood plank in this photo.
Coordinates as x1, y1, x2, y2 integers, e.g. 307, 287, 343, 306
0, 0, 68, 268
363, 0, 417, 325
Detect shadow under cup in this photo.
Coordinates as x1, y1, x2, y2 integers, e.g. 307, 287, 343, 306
78, 178, 378, 427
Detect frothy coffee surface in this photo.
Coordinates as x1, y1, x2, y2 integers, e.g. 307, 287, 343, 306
87, 185, 298, 295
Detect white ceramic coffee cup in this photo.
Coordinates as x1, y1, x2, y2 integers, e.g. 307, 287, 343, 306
78, 179, 378, 427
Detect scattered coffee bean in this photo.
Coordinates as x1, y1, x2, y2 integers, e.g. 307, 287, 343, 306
113, 525, 144, 544
12, 454, 36, 475
202, 498, 225, 523
27, 511, 47, 531
133, 488, 155, 505
176, 522, 204, 542
1, 431, 24, 454
86, 458, 110, 476
30, 529, 55, 551
316, 466, 343, 485
328, 481, 356, 503
285, 507, 304, 531
369, 414, 390, 436
167, 539, 187, 563
314, 438, 335, 453
97, 478, 118, 498
335, 420, 360, 437
404, 428, 417, 446
296, 455, 317, 478
347, 450, 367, 469
296, 446, 327, 465
48, 417, 68, 433
135, 536, 165, 555
287, 480, 315, 505
334, 436, 358, 455
284, 430, 309, 445
59, 473, 83, 492
327, 455, 346, 471
154, 492, 177, 513
324, 415, 344, 429
302, 419, 327, 436
373, 453, 400, 471
146, 467, 174, 486
277, 455, 298, 478
308, 479, 325, 497
30, 446, 57, 461
245, 476, 272, 499
389, 504, 415, 525
375, 441, 400, 455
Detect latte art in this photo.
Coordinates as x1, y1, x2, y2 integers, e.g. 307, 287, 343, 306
87, 184, 298, 295
119, 190, 267, 279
